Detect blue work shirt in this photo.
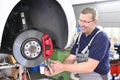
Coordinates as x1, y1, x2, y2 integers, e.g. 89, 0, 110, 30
70, 27, 110, 75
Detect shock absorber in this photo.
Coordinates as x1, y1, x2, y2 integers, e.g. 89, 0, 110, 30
20, 12, 28, 30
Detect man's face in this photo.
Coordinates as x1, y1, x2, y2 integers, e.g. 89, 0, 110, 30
78, 13, 97, 35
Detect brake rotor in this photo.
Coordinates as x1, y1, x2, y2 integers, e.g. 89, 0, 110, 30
13, 30, 44, 67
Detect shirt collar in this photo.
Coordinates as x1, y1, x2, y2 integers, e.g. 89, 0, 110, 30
83, 27, 100, 38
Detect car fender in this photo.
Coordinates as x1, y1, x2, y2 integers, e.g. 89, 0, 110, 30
0, 0, 20, 46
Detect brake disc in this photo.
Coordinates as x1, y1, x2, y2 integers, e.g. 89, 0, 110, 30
13, 30, 44, 67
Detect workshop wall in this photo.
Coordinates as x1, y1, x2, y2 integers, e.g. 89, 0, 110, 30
73, 0, 120, 27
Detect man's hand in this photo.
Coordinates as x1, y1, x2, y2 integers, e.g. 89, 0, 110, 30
44, 60, 64, 76
44, 65, 54, 76
50, 60, 64, 74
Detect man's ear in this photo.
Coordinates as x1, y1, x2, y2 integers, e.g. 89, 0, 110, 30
94, 19, 98, 24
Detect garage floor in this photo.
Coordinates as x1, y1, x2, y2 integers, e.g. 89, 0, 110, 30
29, 71, 53, 80
28, 70, 81, 80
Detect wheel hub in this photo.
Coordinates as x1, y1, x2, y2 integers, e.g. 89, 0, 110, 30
23, 40, 41, 59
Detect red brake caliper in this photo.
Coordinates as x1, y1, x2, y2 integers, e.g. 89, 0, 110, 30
42, 33, 53, 61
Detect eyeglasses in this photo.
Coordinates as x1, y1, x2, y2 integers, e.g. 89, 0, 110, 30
78, 19, 94, 24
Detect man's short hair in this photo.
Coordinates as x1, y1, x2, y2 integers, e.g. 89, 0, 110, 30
81, 7, 98, 20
